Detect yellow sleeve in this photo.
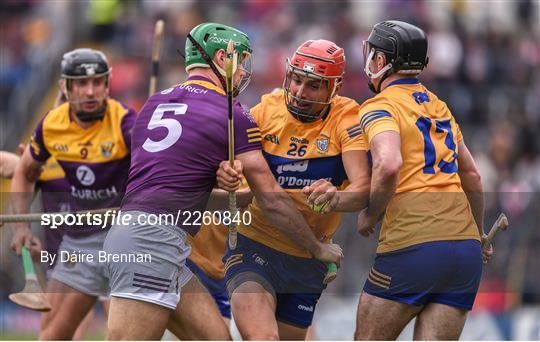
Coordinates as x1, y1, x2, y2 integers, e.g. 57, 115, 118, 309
250, 101, 263, 126
338, 113, 368, 152
358, 102, 399, 145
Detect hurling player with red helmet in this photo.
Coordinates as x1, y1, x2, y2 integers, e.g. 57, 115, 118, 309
219, 40, 370, 340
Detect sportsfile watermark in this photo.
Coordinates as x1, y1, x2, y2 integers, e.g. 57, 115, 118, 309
41, 209, 252, 229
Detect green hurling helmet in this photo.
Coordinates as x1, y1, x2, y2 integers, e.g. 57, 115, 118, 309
185, 23, 253, 94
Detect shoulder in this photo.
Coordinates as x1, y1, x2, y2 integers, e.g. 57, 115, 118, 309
42, 102, 70, 130
358, 93, 397, 120
106, 99, 136, 121
330, 95, 360, 117
260, 90, 285, 106
252, 90, 287, 123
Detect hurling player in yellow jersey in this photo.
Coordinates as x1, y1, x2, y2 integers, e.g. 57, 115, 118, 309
353, 21, 493, 340
219, 40, 370, 340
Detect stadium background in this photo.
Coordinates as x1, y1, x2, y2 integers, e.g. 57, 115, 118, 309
0, 0, 538, 340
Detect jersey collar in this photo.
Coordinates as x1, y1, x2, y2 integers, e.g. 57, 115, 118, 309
387, 78, 420, 87
187, 75, 218, 85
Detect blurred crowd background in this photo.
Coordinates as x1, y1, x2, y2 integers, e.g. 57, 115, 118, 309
1, 0, 539, 340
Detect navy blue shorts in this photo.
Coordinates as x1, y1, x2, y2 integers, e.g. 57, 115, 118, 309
224, 234, 327, 327
186, 259, 231, 318
363, 239, 482, 310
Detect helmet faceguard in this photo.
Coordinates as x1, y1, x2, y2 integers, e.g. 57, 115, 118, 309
363, 20, 429, 93
60, 48, 111, 122
283, 40, 345, 123
185, 23, 252, 96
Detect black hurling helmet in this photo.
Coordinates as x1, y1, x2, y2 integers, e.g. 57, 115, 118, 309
61, 48, 111, 121
363, 20, 429, 93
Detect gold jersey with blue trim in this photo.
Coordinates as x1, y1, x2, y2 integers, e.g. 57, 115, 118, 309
239, 90, 367, 257
359, 78, 479, 253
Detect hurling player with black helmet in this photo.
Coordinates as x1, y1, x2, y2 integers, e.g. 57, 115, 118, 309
10, 48, 137, 339
217, 39, 370, 340
353, 20, 493, 340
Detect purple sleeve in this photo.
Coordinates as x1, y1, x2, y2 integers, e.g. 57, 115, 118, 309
121, 107, 137, 151
29, 114, 51, 162
233, 102, 262, 155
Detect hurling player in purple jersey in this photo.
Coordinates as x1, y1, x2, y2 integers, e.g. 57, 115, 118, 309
104, 23, 343, 340
10, 48, 136, 340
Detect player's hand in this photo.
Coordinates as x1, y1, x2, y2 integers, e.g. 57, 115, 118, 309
217, 160, 243, 192
10, 226, 42, 258
481, 235, 494, 264
303, 179, 339, 214
357, 208, 378, 237
17, 143, 26, 155
312, 242, 343, 265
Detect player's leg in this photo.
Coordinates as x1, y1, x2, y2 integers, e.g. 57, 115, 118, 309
41, 231, 108, 339
39, 280, 97, 340
275, 250, 330, 340
231, 280, 279, 340
354, 292, 421, 340
413, 303, 467, 340
304, 325, 315, 340
104, 211, 191, 340
277, 321, 309, 340
355, 242, 454, 340
107, 297, 171, 339
72, 307, 94, 340
224, 234, 283, 340
167, 275, 231, 340
185, 259, 232, 327
413, 240, 483, 340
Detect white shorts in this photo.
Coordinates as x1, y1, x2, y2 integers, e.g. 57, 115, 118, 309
103, 211, 193, 309
51, 230, 109, 296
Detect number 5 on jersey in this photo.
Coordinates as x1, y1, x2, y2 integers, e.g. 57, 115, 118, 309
143, 103, 188, 153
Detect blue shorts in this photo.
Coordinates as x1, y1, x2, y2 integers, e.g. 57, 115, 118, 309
363, 239, 482, 310
224, 234, 327, 328
185, 259, 231, 319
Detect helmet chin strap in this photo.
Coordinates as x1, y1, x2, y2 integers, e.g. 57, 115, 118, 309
364, 49, 393, 94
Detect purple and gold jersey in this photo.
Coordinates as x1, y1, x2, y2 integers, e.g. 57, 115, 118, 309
36, 157, 69, 260
239, 91, 367, 257
30, 99, 136, 235
122, 76, 261, 234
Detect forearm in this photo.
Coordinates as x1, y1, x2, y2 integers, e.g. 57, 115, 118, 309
256, 191, 321, 253
365, 169, 398, 219
334, 182, 370, 212
460, 172, 485, 235
10, 165, 38, 230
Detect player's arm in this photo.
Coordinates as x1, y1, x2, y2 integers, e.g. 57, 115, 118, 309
236, 150, 343, 264
358, 131, 402, 236
305, 150, 371, 213
336, 150, 371, 211
10, 146, 44, 255
0, 151, 21, 179
457, 140, 484, 236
